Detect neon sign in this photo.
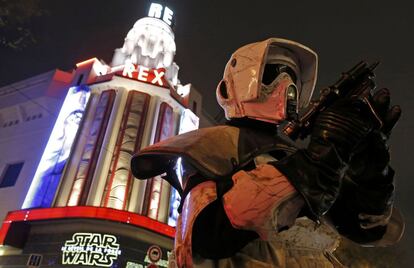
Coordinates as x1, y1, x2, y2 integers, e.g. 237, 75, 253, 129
178, 109, 199, 134
61, 233, 121, 267
121, 61, 168, 87
148, 3, 174, 26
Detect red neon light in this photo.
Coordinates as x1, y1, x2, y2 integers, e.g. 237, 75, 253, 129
0, 206, 175, 245
0, 221, 11, 246
76, 58, 98, 67
103, 91, 150, 209
103, 93, 134, 208
145, 102, 175, 220
68, 90, 116, 206
123, 92, 150, 210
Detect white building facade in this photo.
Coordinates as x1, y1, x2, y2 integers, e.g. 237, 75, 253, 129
0, 3, 208, 267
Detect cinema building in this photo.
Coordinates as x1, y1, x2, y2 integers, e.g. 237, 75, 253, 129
0, 3, 209, 267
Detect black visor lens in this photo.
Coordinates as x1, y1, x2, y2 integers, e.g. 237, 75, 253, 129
262, 64, 297, 86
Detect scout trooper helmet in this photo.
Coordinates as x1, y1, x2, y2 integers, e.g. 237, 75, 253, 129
216, 38, 318, 123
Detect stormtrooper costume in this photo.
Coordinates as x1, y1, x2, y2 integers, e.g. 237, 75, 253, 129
131, 38, 404, 268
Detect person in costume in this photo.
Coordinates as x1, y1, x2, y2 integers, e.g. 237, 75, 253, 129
131, 38, 404, 268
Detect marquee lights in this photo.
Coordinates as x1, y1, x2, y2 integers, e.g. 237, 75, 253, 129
61, 233, 121, 267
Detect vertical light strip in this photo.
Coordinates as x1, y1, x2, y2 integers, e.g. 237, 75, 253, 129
22, 86, 91, 209
103, 91, 150, 210
167, 109, 199, 226
67, 90, 116, 206
145, 102, 175, 221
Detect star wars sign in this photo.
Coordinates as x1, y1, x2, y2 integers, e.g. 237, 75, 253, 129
61, 233, 121, 267
121, 62, 168, 88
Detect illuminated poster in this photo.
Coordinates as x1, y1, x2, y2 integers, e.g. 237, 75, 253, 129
178, 109, 200, 134
167, 188, 181, 227
103, 91, 150, 210
144, 102, 175, 221
22, 86, 91, 209
67, 90, 116, 206
168, 109, 199, 226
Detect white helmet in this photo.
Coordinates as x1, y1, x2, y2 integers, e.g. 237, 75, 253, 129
216, 38, 318, 123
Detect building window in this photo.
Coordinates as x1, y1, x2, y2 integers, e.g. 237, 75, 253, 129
24, 113, 43, 122
2, 120, 21, 127
0, 162, 24, 188
27, 254, 43, 267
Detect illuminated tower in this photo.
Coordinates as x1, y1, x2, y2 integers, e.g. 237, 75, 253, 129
0, 3, 203, 267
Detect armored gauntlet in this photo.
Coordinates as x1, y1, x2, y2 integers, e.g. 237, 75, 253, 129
272, 97, 377, 221
329, 88, 402, 243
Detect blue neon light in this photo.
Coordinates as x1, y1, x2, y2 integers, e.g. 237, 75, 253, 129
22, 86, 91, 209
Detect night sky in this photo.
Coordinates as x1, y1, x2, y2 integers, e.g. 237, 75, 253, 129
1, 0, 413, 266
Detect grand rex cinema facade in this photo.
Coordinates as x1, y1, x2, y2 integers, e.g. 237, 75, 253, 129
0, 3, 208, 267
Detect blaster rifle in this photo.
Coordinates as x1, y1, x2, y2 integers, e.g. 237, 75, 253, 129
283, 61, 383, 140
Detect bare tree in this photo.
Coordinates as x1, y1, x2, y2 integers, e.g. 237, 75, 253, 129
0, 0, 46, 49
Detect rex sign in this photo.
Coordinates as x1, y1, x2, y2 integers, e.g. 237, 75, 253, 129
148, 3, 174, 26
120, 61, 169, 88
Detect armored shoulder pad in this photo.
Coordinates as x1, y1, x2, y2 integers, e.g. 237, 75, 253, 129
131, 125, 296, 192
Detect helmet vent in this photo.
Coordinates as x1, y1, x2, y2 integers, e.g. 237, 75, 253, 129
262, 64, 278, 85
219, 80, 229, 99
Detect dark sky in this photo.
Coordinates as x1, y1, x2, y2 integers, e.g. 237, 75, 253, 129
1, 0, 413, 265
